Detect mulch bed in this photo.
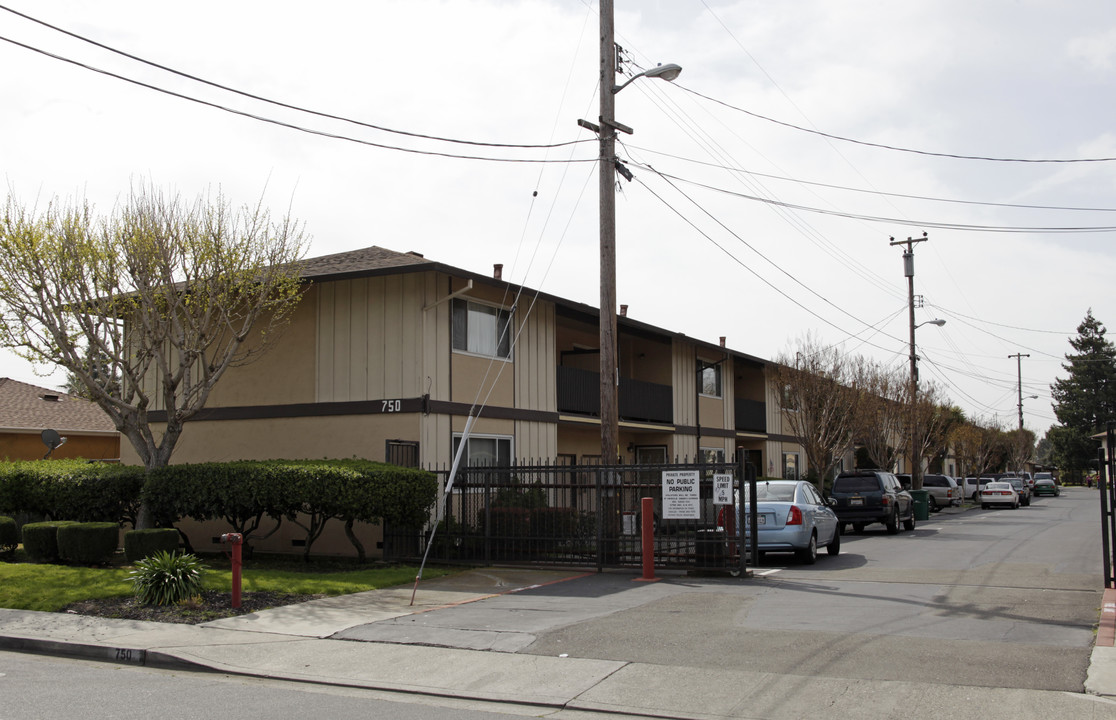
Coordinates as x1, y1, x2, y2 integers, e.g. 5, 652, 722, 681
61, 590, 325, 624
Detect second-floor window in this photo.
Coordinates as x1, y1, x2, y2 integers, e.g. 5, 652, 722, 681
698, 359, 721, 397
452, 299, 511, 359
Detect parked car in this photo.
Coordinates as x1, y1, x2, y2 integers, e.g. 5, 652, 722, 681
896, 473, 962, 511
1007, 477, 1031, 506
980, 481, 1019, 509
830, 469, 915, 534
1034, 477, 1060, 496
720, 480, 840, 564
960, 477, 982, 501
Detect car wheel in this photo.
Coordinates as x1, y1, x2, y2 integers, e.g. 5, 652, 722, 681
928, 496, 939, 512
852, 523, 865, 534
797, 532, 818, 564
827, 525, 841, 556
903, 510, 915, 531
886, 510, 899, 535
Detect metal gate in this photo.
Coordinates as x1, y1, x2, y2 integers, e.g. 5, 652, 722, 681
1099, 425, 1116, 588
384, 457, 758, 573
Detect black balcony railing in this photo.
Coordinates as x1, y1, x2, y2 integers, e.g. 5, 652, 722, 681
556, 366, 673, 424
734, 398, 766, 433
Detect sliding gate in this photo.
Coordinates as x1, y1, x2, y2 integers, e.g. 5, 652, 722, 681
388, 458, 758, 573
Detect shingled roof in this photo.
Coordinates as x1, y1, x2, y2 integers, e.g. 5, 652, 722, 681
299, 246, 432, 281
0, 378, 117, 433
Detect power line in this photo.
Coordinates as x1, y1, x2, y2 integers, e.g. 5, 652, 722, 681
0, 33, 594, 166
625, 145, 1116, 214
0, 4, 589, 152
678, 84, 1116, 164
625, 165, 1116, 233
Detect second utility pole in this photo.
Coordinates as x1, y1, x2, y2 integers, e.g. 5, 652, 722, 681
1010, 352, 1030, 430
892, 232, 928, 491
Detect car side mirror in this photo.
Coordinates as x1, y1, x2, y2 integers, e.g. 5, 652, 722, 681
827, 497, 837, 507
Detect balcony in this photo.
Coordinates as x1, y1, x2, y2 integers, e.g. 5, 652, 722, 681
556, 366, 673, 424
735, 398, 766, 433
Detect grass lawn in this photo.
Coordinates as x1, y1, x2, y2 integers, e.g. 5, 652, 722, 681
0, 549, 455, 612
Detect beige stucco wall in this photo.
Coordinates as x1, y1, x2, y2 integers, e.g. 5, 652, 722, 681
120, 414, 422, 465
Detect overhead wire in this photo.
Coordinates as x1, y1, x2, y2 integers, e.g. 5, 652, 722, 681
622, 165, 1116, 233
0, 4, 588, 152
676, 83, 1116, 164
0, 35, 594, 165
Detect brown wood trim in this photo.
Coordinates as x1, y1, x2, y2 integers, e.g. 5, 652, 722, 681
150, 398, 559, 424
674, 425, 736, 439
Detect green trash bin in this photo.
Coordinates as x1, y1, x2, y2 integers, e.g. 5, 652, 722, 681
909, 489, 930, 521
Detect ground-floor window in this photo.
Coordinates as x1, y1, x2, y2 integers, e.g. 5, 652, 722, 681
782, 452, 799, 480
453, 433, 513, 466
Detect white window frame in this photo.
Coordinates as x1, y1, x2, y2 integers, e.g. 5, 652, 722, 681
452, 299, 513, 360
698, 359, 722, 398
452, 433, 514, 467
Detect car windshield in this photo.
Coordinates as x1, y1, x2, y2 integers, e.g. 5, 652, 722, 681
1035, 473, 1052, 480
756, 483, 796, 501
1010, 480, 1024, 489
986, 482, 1012, 490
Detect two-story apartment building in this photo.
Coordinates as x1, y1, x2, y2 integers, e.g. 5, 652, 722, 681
121, 245, 807, 554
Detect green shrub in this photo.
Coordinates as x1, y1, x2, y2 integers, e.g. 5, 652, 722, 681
530, 507, 579, 538
57, 522, 119, 564
130, 551, 205, 606
0, 515, 17, 554
21, 521, 78, 562
123, 528, 180, 562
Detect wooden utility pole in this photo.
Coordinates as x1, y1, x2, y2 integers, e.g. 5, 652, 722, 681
891, 233, 928, 490
599, 0, 619, 465
1010, 353, 1030, 430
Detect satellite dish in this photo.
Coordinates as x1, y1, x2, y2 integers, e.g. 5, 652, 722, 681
41, 429, 67, 459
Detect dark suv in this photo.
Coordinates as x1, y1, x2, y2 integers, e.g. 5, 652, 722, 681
830, 470, 915, 534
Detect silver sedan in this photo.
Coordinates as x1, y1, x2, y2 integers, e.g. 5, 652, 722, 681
722, 480, 841, 564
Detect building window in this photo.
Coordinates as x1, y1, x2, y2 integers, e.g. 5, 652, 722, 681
452, 299, 511, 359
698, 359, 721, 397
385, 440, 419, 468
452, 433, 513, 467
782, 452, 799, 480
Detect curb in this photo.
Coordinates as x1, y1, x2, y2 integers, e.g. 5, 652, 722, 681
0, 634, 211, 672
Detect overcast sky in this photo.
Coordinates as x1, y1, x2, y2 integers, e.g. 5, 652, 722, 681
2, 0, 1114, 437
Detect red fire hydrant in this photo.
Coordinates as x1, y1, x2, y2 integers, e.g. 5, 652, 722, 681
220, 533, 243, 608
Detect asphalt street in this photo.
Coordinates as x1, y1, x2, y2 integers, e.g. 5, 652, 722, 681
345, 488, 1101, 693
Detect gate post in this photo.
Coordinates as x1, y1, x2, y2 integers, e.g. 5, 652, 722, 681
1101, 445, 1113, 589
635, 496, 659, 582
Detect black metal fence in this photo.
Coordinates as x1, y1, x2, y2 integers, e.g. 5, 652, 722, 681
384, 458, 757, 573
1100, 426, 1116, 588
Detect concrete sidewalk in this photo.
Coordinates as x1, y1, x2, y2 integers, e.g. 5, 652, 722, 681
3, 566, 1116, 719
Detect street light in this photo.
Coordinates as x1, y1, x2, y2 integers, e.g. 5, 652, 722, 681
594, 0, 681, 464
613, 63, 683, 93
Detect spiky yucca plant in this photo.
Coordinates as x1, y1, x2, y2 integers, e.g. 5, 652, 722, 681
129, 551, 205, 606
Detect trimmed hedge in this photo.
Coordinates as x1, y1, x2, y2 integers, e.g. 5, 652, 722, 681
1, 458, 438, 561
124, 528, 180, 562
21, 520, 78, 563
0, 515, 17, 554
143, 459, 438, 560
0, 460, 144, 526
57, 522, 119, 565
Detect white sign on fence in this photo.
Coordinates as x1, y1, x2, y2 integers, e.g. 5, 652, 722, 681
713, 474, 734, 505
662, 470, 700, 519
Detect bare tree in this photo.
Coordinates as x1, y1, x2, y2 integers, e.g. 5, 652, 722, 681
1004, 428, 1036, 474
901, 381, 956, 489
853, 359, 906, 471
949, 418, 1001, 479
770, 335, 861, 493
0, 184, 307, 522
